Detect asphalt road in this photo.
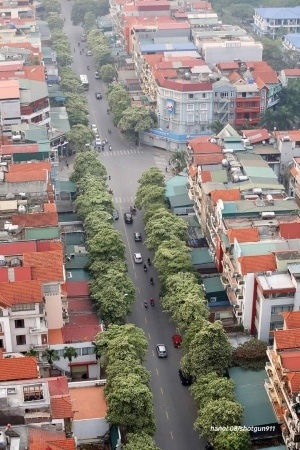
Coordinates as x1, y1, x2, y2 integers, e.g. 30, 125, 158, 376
62, 7, 205, 449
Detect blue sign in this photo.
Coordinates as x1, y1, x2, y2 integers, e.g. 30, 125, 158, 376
166, 99, 175, 114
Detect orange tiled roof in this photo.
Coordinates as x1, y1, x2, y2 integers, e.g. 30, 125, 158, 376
279, 222, 300, 239
28, 427, 76, 450
23, 250, 64, 282
227, 227, 260, 244
12, 212, 58, 228
6, 170, 47, 183
0, 280, 42, 304
200, 171, 212, 182
50, 396, 74, 419
189, 140, 221, 154
210, 189, 241, 205
238, 254, 276, 275
193, 153, 223, 165
188, 165, 197, 178
287, 372, 300, 392
274, 329, 300, 350
0, 356, 38, 381
282, 311, 300, 330
44, 203, 57, 213
48, 329, 64, 345
9, 161, 51, 172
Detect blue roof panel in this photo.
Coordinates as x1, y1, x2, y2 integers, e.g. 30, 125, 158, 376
140, 42, 197, 53
255, 6, 300, 20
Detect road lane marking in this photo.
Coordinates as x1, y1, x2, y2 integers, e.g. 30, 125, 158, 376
165, 411, 169, 420
148, 332, 151, 340
170, 431, 174, 440
145, 317, 147, 324
152, 350, 155, 357
156, 368, 159, 376
160, 387, 164, 396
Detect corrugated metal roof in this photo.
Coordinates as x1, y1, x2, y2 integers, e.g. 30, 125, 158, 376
25, 226, 60, 240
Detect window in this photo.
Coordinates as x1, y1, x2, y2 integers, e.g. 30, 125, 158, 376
201, 93, 206, 98
82, 347, 94, 355
187, 113, 194, 123
187, 104, 194, 111
200, 103, 207, 110
12, 304, 35, 311
200, 112, 208, 122
271, 305, 293, 314
188, 94, 194, 99
23, 385, 43, 402
16, 335, 26, 346
44, 284, 59, 294
15, 319, 24, 328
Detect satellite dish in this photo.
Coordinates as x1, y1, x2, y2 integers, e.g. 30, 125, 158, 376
10, 257, 21, 267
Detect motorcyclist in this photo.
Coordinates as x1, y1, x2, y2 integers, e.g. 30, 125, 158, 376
87, 65, 90, 70
150, 298, 154, 306
150, 277, 154, 285
143, 264, 147, 272
147, 258, 151, 266
109, 145, 112, 151
144, 300, 148, 308
108, 128, 111, 134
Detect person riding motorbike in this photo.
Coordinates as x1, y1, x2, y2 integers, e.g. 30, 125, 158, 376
147, 258, 151, 266
150, 298, 154, 306
143, 264, 147, 272
87, 65, 90, 70
108, 128, 111, 134
150, 277, 154, 285
109, 145, 112, 151
144, 300, 148, 308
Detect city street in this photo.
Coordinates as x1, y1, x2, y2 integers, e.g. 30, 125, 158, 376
61, 5, 205, 449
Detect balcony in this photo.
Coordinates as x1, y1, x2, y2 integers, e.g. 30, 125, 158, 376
29, 327, 47, 335
265, 379, 284, 422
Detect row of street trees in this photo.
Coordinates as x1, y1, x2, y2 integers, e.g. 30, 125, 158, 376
135, 167, 252, 450
94, 325, 159, 449
44, 0, 96, 151
71, 151, 135, 324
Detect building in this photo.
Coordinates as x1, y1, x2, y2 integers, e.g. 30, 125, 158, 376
253, 7, 300, 39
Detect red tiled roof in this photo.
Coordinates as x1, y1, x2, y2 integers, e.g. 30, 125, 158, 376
12, 212, 58, 228
0, 144, 39, 155
48, 329, 63, 345
282, 311, 300, 330
23, 250, 64, 282
155, 71, 211, 92
274, 329, 300, 350
28, 427, 76, 450
66, 281, 89, 297
0, 280, 42, 304
0, 266, 32, 282
279, 222, 300, 239
280, 352, 300, 371
287, 372, 300, 392
284, 69, 300, 77
238, 254, 276, 275
50, 396, 73, 419
217, 62, 239, 70
253, 70, 279, 84
227, 227, 260, 244
228, 71, 241, 83
0, 356, 38, 381
0, 240, 36, 255
193, 153, 223, 166
36, 241, 62, 252
9, 161, 51, 172
210, 189, 241, 205
48, 377, 69, 396
62, 324, 102, 343
44, 203, 57, 213
6, 170, 47, 183
200, 171, 212, 182
242, 128, 270, 144
189, 140, 222, 154
188, 165, 197, 178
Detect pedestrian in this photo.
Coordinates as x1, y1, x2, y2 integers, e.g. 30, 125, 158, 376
66, 161, 69, 169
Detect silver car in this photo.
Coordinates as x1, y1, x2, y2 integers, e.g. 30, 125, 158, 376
156, 344, 167, 358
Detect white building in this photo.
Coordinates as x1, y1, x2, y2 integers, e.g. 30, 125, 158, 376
253, 7, 300, 39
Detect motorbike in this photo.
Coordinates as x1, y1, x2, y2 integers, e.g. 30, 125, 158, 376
130, 206, 136, 215
87, 65, 90, 70
144, 301, 148, 308
150, 298, 154, 307
150, 278, 154, 285
109, 145, 112, 151
143, 265, 147, 272
147, 258, 151, 266
108, 128, 111, 134
108, 188, 113, 194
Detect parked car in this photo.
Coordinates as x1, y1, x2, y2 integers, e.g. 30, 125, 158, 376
95, 138, 102, 148
112, 210, 119, 220
172, 334, 182, 348
86, 50, 93, 56
94, 72, 100, 79
156, 344, 167, 358
178, 369, 193, 386
134, 232, 142, 242
133, 253, 143, 264
124, 212, 133, 224
91, 124, 98, 133
95, 92, 102, 99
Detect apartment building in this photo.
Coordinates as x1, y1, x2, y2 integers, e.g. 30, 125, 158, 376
265, 315, 300, 448
253, 7, 300, 39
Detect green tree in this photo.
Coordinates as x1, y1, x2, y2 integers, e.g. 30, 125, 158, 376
123, 432, 160, 450
95, 324, 148, 364
105, 374, 155, 435
63, 346, 78, 363
88, 258, 127, 278
87, 226, 125, 261
173, 294, 209, 327
99, 64, 116, 83
84, 11, 96, 33
93, 44, 114, 67
181, 321, 232, 378
71, 0, 109, 26
42, 348, 60, 366
135, 184, 166, 210
259, 108, 278, 130
210, 120, 224, 134
47, 12, 64, 30
84, 210, 114, 235
145, 212, 188, 251
261, 38, 286, 71
55, 48, 73, 67
90, 280, 134, 324
106, 359, 150, 389
67, 108, 89, 127
118, 106, 154, 133
67, 124, 95, 152
213, 429, 251, 450
43, 0, 61, 15
70, 151, 107, 183
154, 238, 193, 284
60, 69, 83, 94
233, 338, 268, 370
190, 372, 235, 409
138, 167, 165, 187
26, 349, 38, 357
107, 83, 131, 120
195, 399, 243, 439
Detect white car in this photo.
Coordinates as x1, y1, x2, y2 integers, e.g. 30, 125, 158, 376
91, 124, 98, 133
86, 50, 93, 56
133, 253, 143, 264
95, 138, 102, 148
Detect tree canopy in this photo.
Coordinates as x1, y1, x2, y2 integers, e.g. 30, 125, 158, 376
233, 338, 268, 370
123, 432, 160, 450
67, 124, 95, 152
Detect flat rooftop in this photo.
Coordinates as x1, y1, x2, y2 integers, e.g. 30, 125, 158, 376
257, 273, 295, 291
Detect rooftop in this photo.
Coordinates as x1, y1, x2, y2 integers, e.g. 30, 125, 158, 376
23, 250, 64, 282
274, 329, 300, 350
256, 273, 295, 292
28, 426, 76, 450
0, 354, 38, 381
12, 211, 58, 228
0, 280, 42, 306
69, 385, 107, 420
238, 254, 276, 275
282, 311, 300, 330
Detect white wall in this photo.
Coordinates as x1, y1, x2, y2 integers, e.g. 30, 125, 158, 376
0, 314, 12, 352
242, 273, 255, 331
73, 418, 109, 442
256, 295, 295, 342
45, 291, 64, 329
10, 306, 44, 352
50, 342, 99, 378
